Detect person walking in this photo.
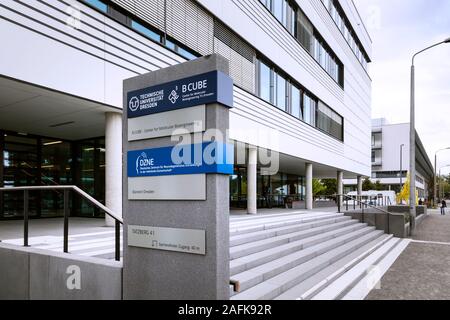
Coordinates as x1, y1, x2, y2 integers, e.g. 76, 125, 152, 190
441, 199, 447, 215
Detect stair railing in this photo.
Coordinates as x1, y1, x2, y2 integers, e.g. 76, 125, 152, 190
336, 194, 394, 234
0, 186, 123, 261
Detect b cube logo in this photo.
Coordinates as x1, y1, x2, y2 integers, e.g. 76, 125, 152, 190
168, 87, 180, 104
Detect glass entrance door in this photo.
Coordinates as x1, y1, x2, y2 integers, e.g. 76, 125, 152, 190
0, 132, 106, 220
40, 139, 73, 217
1, 134, 39, 218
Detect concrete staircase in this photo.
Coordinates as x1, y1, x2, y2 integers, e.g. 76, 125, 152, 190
2, 230, 123, 259
229, 212, 408, 300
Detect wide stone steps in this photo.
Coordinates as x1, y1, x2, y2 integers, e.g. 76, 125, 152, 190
309, 237, 405, 300
274, 233, 394, 300
230, 215, 351, 247
230, 218, 359, 260
231, 227, 385, 300
230, 211, 409, 300
2, 231, 123, 260
230, 221, 365, 276
230, 212, 341, 236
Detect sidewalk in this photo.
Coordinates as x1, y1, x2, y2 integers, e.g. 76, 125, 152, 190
366, 211, 450, 300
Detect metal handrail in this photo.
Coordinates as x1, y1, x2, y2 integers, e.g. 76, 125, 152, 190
336, 194, 404, 235
0, 185, 123, 261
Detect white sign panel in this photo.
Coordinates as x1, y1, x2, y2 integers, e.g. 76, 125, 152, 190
128, 105, 205, 141
128, 174, 206, 200
128, 225, 206, 255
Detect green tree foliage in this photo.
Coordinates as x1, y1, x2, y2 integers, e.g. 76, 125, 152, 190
374, 180, 383, 191
312, 179, 326, 197
321, 179, 337, 195
362, 178, 374, 191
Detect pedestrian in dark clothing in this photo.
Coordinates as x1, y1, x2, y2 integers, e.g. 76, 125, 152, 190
441, 200, 447, 215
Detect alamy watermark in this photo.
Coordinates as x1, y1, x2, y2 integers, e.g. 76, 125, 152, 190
169, 128, 280, 175
66, 265, 81, 290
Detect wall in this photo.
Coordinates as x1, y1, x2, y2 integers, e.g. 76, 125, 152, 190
381, 123, 410, 172
0, 243, 122, 300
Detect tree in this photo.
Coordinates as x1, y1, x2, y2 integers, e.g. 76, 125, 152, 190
362, 178, 374, 191
374, 180, 383, 191
396, 173, 418, 205
312, 179, 326, 197
321, 179, 337, 195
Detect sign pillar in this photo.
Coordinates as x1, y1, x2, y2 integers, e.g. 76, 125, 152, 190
122, 55, 233, 300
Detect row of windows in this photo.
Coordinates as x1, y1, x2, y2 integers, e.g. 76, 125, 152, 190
259, 0, 343, 86
372, 171, 407, 179
321, 0, 369, 70
83, 0, 199, 61
257, 59, 343, 141
84, 0, 344, 142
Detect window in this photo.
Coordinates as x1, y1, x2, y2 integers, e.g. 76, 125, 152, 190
131, 20, 161, 43
84, 0, 107, 12
256, 58, 343, 141
297, 11, 314, 55
372, 151, 376, 163
259, 0, 344, 86
321, 0, 369, 70
371, 135, 375, 147
317, 101, 343, 140
273, 0, 284, 22
259, 60, 272, 103
164, 38, 198, 60
303, 92, 316, 126
290, 84, 302, 119
275, 73, 287, 111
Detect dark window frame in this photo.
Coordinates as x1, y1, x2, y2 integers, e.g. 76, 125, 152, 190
258, 0, 345, 88
256, 57, 344, 142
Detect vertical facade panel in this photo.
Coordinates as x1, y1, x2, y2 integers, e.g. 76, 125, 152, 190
166, 0, 214, 56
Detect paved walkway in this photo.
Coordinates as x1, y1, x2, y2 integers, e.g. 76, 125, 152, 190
367, 211, 450, 300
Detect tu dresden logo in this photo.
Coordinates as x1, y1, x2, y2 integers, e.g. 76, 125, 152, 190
129, 96, 140, 112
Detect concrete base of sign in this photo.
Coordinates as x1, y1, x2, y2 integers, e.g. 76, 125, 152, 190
122, 55, 232, 300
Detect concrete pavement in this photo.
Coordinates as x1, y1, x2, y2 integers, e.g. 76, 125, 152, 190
367, 211, 450, 300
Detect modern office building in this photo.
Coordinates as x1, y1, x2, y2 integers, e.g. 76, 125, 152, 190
0, 0, 372, 220
344, 118, 434, 199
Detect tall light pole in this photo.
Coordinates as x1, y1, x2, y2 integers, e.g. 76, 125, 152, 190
410, 37, 450, 232
435, 148, 450, 207
400, 144, 405, 190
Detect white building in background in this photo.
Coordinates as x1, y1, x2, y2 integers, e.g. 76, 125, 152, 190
344, 118, 434, 200
0, 0, 372, 219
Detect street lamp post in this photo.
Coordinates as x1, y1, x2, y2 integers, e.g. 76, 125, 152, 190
410, 37, 450, 232
434, 148, 450, 207
400, 144, 405, 189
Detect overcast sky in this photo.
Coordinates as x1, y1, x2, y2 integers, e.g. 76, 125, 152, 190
353, 0, 450, 173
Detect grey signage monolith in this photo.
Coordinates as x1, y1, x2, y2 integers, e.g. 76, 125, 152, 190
122, 54, 233, 300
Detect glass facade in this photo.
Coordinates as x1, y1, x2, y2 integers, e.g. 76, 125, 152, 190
320, 0, 369, 70
257, 58, 343, 141
230, 166, 305, 209
0, 131, 105, 220
82, 0, 200, 61
259, 0, 344, 85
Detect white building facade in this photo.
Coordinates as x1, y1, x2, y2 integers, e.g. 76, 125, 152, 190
344, 118, 434, 200
0, 0, 372, 219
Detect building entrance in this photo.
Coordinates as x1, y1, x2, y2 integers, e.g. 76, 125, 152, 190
0, 131, 105, 220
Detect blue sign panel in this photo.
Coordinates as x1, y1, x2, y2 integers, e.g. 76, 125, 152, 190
127, 142, 234, 177
127, 71, 233, 119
